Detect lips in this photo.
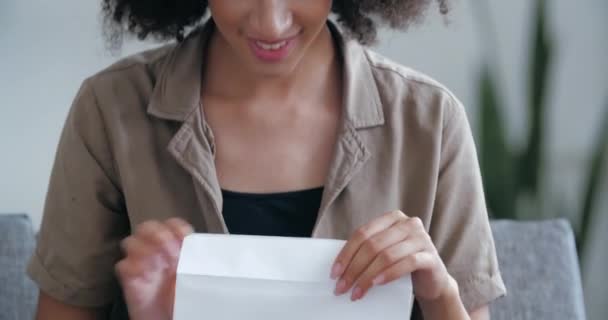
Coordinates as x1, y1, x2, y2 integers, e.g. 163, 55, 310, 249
254, 40, 288, 51
248, 36, 298, 63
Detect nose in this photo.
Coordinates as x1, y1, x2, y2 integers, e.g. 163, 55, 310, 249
249, 0, 293, 40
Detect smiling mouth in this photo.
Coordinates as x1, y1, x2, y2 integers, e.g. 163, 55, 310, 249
248, 36, 298, 62
254, 40, 288, 51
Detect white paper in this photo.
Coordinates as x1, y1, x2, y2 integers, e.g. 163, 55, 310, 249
174, 233, 413, 320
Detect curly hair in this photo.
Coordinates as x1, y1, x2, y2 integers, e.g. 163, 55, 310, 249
102, 0, 449, 47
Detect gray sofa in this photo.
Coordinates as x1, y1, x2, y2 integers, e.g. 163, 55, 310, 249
0, 215, 37, 320
0, 214, 586, 320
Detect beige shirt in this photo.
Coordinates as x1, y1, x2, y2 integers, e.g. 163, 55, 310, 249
28, 20, 506, 315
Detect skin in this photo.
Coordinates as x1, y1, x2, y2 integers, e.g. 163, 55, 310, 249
35, 1, 491, 319
202, 0, 341, 194
331, 211, 490, 319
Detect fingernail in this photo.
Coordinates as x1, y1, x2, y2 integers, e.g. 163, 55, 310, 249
373, 275, 385, 285
351, 287, 363, 301
330, 262, 343, 280
334, 279, 346, 295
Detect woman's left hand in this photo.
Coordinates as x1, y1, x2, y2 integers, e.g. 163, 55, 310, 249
331, 210, 455, 303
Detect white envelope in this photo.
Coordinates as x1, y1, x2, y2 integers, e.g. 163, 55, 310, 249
173, 233, 413, 320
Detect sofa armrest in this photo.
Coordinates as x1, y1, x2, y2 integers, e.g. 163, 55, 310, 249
0, 214, 38, 320
490, 219, 586, 320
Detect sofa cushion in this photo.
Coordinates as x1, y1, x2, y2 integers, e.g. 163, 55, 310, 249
0, 214, 38, 320
490, 219, 586, 320
0, 215, 587, 320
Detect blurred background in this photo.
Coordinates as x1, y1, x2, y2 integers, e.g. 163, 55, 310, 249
1, 0, 606, 318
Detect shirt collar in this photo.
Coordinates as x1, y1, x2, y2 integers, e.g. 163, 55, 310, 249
147, 19, 384, 129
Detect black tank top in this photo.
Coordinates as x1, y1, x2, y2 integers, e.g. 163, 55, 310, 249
221, 187, 323, 237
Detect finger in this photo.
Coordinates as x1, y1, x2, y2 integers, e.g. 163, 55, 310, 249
121, 235, 155, 258
373, 251, 435, 286
164, 218, 194, 266
115, 258, 143, 280
404, 216, 427, 234
351, 237, 427, 301
331, 210, 407, 280
115, 257, 157, 282
334, 220, 411, 295
135, 220, 182, 263
164, 218, 194, 241
120, 236, 168, 270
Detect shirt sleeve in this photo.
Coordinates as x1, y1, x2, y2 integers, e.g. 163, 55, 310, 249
429, 97, 507, 311
27, 79, 129, 307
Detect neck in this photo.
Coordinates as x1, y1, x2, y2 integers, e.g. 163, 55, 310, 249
202, 25, 339, 105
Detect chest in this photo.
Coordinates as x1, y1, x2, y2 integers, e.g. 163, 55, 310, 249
203, 97, 341, 192
114, 100, 441, 240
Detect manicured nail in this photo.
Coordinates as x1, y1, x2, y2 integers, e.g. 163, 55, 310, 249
330, 262, 343, 280
373, 275, 385, 285
334, 279, 346, 295
351, 286, 363, 301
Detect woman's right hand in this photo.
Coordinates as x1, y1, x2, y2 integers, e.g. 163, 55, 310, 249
115, 218, 194, 320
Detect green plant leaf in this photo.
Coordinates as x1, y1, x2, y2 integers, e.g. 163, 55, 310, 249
577, 101, 608, 258
478, 65, 517, 219
518, 0, 553, 205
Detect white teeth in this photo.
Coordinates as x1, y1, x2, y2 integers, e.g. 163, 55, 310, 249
256, 40, 287, 51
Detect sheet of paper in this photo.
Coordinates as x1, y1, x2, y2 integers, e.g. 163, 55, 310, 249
174, 234, 413, 320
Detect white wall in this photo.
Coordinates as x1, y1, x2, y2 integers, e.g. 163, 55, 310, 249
1, 0, 606, 318
0, 0, 158, 228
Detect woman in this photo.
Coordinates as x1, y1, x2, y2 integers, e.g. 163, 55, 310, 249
29, 1, 506, 319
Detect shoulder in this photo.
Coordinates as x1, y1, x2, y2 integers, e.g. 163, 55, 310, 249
94, 40, 177, 82
64, 42, 181, 149
81, 42, 176, 100
363, 49, 465, 127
